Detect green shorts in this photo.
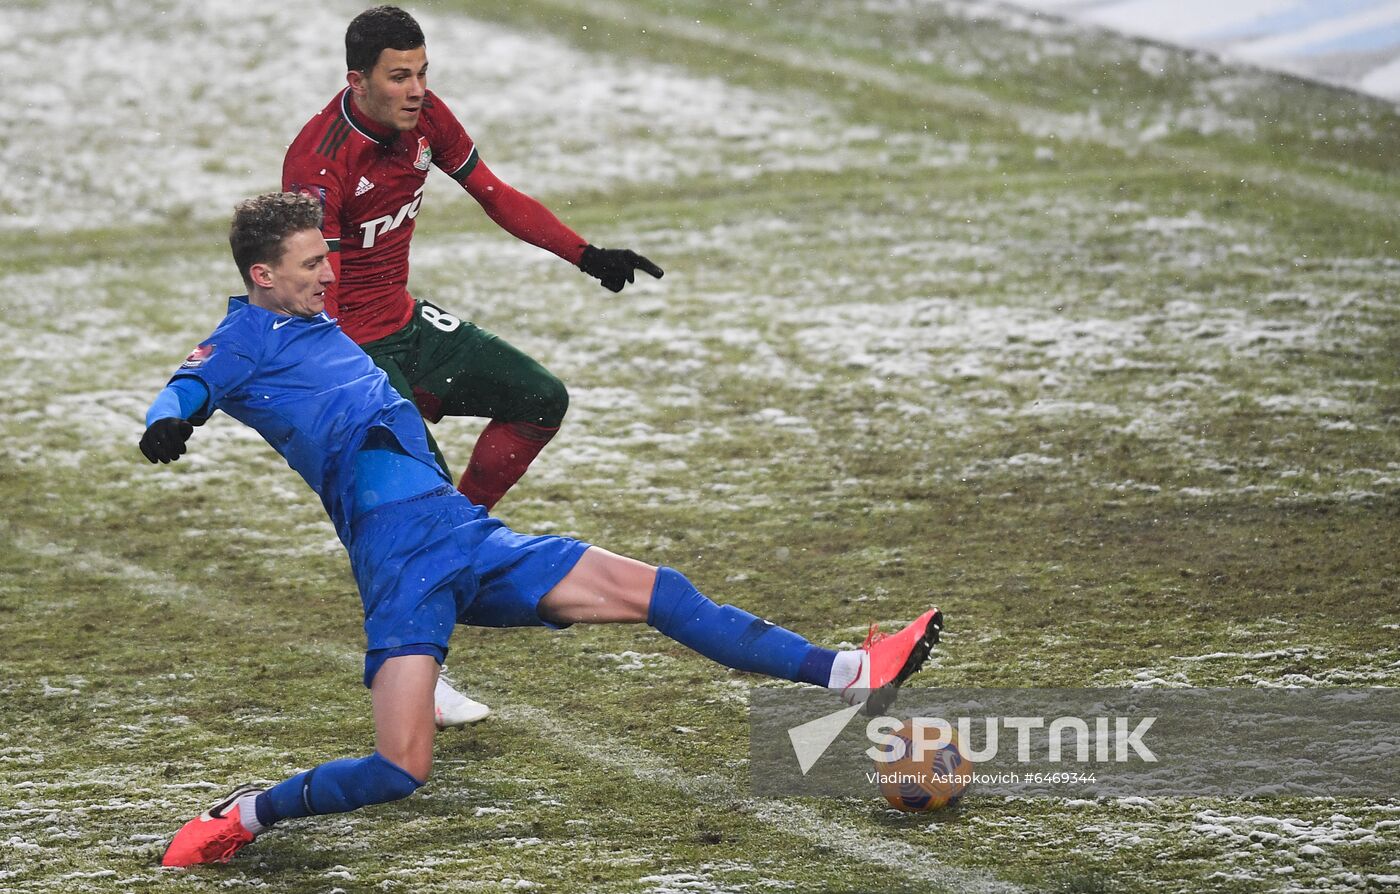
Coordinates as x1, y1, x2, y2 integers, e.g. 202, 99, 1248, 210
361, 299, 568, 476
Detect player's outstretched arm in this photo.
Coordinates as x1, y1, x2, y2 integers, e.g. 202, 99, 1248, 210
139, 378, 209, 464
460, 160, 663, 292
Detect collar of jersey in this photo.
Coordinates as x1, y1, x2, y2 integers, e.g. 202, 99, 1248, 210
340, 88, 398, 149
228, 295, 334, 327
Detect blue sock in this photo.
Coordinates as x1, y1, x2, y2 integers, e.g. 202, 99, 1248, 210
647, 566, 836, 685
254, 752, 423, 828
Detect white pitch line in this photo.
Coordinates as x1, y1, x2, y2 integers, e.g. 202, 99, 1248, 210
8, 528, 1026, 893
495, 703, 1026, 894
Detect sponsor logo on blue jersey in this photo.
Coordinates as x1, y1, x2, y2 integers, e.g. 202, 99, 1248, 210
180, 344, 214, 369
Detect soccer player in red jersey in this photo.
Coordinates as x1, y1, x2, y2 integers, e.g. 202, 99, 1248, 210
283, 5, 662, 512
284, 5, 661, 725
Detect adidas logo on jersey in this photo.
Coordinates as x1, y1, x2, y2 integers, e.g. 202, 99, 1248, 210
355, 176, 375, 197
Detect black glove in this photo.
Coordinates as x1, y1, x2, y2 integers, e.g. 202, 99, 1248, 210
578, 245, 664, 293
139, 418, 194, 464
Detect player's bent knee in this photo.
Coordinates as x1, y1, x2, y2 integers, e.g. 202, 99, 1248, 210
366, 752, 427, 802
528, 373, 568, 428
377, 744, 433, 785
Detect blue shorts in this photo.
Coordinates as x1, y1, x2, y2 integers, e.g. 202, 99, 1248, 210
347, 486, 590, 687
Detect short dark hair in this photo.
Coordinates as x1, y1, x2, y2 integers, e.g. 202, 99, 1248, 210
229, 193, 324, 290
346, 6, 425, 73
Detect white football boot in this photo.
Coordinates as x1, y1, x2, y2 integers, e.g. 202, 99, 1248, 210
435, 675, 491, 728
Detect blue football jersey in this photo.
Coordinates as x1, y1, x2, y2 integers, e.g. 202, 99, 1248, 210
170, 297, 448, 541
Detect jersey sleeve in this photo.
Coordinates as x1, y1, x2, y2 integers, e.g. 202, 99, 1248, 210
424, 91, 585, 263
461, 159, 588, 265
168, 320, 261, 425
145, 378, 210, 427
423, 90, 480, 183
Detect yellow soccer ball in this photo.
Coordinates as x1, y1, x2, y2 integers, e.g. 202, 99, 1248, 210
875, 721, 974, 812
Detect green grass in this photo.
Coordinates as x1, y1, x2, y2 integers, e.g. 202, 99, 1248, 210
2, 1, 1398, 892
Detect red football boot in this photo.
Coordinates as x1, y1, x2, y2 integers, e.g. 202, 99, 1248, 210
842, 608, 943, 715
161, 785, 262, 867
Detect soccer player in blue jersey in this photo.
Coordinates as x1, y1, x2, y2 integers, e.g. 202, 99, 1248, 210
144, 193, 942, 868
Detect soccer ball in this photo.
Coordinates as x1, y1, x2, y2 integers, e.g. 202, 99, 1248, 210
874, 721, 974, 812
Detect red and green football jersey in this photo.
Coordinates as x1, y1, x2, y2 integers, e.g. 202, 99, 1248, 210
283, 87, 588, 345
282, 88, 480, 343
